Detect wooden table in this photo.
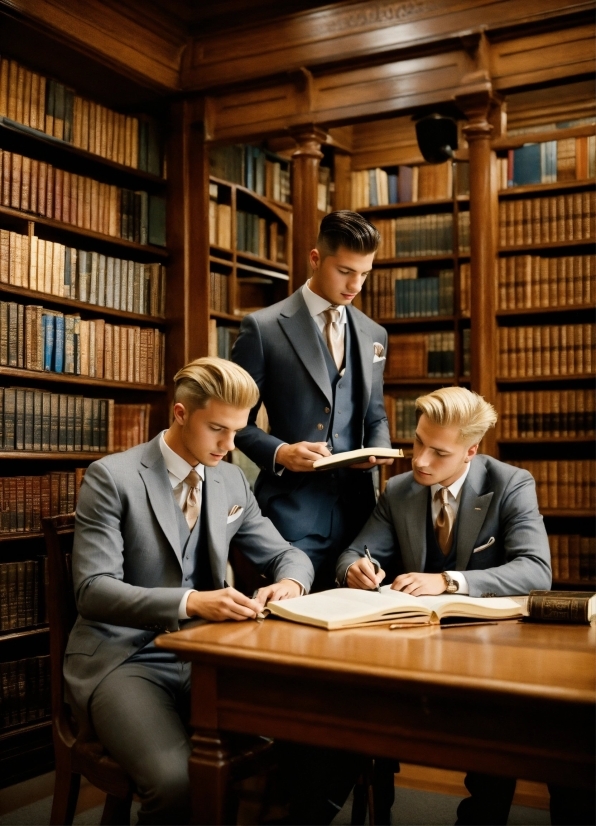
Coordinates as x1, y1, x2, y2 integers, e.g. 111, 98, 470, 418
156, 619, 595, 824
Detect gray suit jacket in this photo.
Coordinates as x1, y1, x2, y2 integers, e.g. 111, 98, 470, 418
64, 435, 314, 727
336, 455, 552, 597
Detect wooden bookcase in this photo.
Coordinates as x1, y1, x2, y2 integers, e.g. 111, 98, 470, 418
0, 51, 170, 784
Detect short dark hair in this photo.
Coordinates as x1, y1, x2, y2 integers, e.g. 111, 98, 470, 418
316, 210, 380, 257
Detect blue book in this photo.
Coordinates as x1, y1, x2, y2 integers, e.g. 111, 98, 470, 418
42, 314, 54, 371
53, 315, 65, 373
388, 173, 398, 204
245, 146, 254, 191
513, 144, 541, 185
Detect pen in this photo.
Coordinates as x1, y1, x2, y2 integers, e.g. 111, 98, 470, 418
364, 546, 381, 592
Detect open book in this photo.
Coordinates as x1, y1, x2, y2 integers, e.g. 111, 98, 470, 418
313, 447, 403, 471
264, 586, 524, 630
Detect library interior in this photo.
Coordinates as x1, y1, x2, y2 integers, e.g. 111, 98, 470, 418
0, 1, 594, 825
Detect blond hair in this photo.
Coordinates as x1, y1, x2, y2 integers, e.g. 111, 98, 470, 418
173, 357, 259, 411
416, 387, 497, 446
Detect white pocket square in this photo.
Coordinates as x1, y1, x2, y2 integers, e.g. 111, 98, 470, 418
473, 536, 495, 553
373, 354, 386, 363
227, 506, 244, 524
373, 342, 385, 362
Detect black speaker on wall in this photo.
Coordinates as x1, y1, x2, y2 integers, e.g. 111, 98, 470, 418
415, 114, 458, 164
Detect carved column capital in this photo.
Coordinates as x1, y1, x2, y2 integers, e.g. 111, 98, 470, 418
290, 125, 327, 159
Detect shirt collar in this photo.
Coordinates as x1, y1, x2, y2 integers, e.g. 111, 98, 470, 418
159, 431, 204, 488
302, 280, 347, 324
430, 460, 471, 501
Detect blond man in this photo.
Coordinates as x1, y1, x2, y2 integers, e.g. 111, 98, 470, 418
65, 358, 314, 825
336, 386, 551, 825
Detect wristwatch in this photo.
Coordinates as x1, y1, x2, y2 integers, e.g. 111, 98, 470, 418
442, 571, 459, 594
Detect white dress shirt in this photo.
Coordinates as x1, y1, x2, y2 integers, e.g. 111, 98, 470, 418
431, 461, 471, 594
159, 431, 204, 619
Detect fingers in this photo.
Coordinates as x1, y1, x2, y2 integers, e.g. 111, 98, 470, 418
347, 559, 382, 590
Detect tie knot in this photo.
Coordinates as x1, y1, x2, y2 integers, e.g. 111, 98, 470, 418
324, 306, 340, 324
184, 469, 201, 489
436, 487, 450, 504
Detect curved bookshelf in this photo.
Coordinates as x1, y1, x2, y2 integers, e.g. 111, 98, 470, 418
0, 366, 166, 392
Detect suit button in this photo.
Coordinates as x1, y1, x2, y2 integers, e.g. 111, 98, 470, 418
324, 407, 330, 414
185, 576, 190, 581
334, 433, 339, 438
317, 423, 324, 430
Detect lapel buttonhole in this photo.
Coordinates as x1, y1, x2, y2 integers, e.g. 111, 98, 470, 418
474, 507, 481, 511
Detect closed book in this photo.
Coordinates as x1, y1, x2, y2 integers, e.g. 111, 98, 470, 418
527, 590, 595, 624
512, 144, 541, 185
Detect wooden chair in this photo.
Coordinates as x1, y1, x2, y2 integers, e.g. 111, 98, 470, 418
42, 513, 135, 826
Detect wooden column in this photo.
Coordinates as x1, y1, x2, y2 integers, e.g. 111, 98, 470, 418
457, 91, 500, 456
290, 126, 326, 289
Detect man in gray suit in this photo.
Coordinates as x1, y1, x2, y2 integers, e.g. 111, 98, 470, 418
232, 210, 393, 591
337, 386, 552, 825
64, 357, 314, 825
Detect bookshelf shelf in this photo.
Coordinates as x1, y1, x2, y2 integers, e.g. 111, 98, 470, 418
358, 198, 454, 214
496, 374, 596, 384
498, 178, 596, 198
0, 366, 166, 392
0, 116, 166, 193
236, 251, 289, 274
385, 377, 456, 385
210, 175, 292, 214
541, 509, 595, 518
498, 437, 595, 444
499, 238, 595, 254
0, 626, 48, 642
0, 531, 44, 543
496, 304, 595, 318
379, 315, 457, 326
209, 253, 234, 266
375, 255, 456, 265
0, 204, 169, 260
209, 310, 241, 322
0, 719, 51, 743
0, 283, 166, 326
0, 451, 109, 460
552, 579, 596, 589
491, 123, 596, 151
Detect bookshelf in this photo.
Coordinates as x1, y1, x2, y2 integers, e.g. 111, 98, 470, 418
493, 123, 595, 590
206, 146, 292, 358
0, 51, 170, 783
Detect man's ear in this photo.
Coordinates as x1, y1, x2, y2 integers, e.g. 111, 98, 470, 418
309, 247, 320, 271
465, 443, 479, 462
172, 401, 187, 425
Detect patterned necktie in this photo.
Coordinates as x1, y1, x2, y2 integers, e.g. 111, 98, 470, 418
182, 469, 202, 531
322, 306, 344, 371
435, 487, 455, 556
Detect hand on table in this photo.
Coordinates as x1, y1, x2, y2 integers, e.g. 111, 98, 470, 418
391, 572, 446, 596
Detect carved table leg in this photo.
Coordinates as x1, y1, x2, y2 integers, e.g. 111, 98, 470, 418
189, 729, 237, 826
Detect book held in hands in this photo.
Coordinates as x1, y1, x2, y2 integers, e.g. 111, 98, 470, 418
312, 447, 403, 471
264, 586, 524, 630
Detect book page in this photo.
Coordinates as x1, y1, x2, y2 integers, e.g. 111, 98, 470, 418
313, 447, 403, 471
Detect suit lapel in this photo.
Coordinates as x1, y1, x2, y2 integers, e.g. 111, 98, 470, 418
138, 436, 182, 567
278, 290, 333, 404
455, 459, 494, 571
347, 307, 373, 414
203, 467, 228, 588
401, 481, 429, 572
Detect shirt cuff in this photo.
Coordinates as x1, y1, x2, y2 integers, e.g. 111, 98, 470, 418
178, 589, 196, 619
283, 578, 306, 595
447, 571, 469, 594
273, 443, 287, 475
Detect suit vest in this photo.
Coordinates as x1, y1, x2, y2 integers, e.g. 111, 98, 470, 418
317, 313, 363, 455
424, 488, 458, 572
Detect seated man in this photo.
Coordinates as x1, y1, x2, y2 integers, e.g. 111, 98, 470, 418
336, 386, 551, 826
64, 357, 314, 825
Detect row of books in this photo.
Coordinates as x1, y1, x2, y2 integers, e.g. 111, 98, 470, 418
497, 324, 594, 378
1, 301, 165, 385
0, 470, 84, 534
351, 163, 456, 208
0, 231, 167, 317
462, 328, 470, 377
497, 390, 595, 439
0, 389, 150, 453
384, 393, 418, 440
209, 146, 291, 204
113, 403, 151, 453
387, 332, 455, 378
208, 189, 232, 249
209, 271, 230, 314
207, 321, 239, 361
498, 136, 595, 188
373, 214, 456, 259
509, 460, 595, 510
0, 56, 162, 174
498, 192, 594, 247
0, 560, 42, 630
497, 254, 593, 310
548, 535, 595, 583
0, 655, 51, 730
236, 211, 287, 263
0, 148, 167, 246
362, 267, 456, 319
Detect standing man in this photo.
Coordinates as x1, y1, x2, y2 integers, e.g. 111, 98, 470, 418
64, 357, 314, 825
232, 210, 393, 591
337, 386, 553, 825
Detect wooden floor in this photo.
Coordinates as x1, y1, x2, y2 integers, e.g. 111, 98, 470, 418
0, 763, 550, 820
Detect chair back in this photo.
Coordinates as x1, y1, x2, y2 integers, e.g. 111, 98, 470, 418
42, 512, 78, 747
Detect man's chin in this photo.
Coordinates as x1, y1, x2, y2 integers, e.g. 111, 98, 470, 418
413, 470, 433, 485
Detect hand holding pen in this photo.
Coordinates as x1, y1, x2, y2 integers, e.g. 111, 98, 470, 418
345, 547, 385, 591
